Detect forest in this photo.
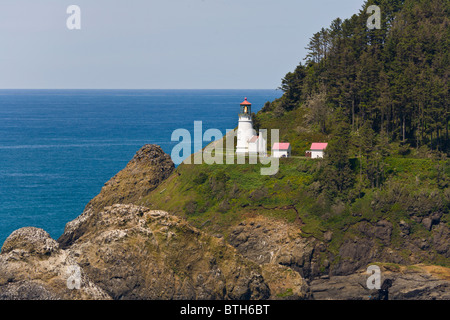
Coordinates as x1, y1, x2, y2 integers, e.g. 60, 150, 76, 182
272, 0, 449, 154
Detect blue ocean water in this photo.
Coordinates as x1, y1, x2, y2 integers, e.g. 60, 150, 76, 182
0, 89, 282, 246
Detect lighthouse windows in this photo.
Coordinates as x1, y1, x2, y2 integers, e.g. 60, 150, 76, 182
240, 105, 251, 115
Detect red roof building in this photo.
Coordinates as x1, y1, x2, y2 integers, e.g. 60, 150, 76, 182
310, 143, 328, 150
306, 142, 328, 159
273, 143, 291, 150
272, 142, 291, 158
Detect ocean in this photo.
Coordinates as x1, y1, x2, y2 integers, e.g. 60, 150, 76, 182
0, 89, 282, 246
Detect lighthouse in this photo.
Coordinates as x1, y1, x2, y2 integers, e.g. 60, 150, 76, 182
236, 97, 256, 154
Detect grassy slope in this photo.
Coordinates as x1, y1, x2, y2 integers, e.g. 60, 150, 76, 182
140, 102, 449, 267
140, 155, 449, 268
140, 157, 310, 237
256, 105, 328, 156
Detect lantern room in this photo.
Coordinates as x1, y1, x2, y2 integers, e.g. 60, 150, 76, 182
240, 97, 252, 116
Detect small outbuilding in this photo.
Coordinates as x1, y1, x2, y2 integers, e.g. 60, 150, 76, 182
306, 142, 328, 159
248, 136, 259, 154
248, 135, 267, 156
272, 142, 291, 158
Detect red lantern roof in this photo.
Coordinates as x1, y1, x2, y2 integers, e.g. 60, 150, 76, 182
240, 97, 252, 106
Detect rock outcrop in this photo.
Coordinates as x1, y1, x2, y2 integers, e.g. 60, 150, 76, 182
1, 144, 448, 300
310, 264, 450, 300
0, 205, 308, 300
0, 145, 308, 300
1, 227, 59, 256
228, 216, 318, 279
226, 216, 450, 300
0, 227, 110, 300
85, 144, 174, 214
58, 144, 175, 248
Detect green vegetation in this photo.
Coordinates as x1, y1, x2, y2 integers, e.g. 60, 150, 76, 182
273, 0, 449, 154
141, 152, 449, 264
141, 0, 449, 268
276, 288, 294, 298
141, 158, 309, 234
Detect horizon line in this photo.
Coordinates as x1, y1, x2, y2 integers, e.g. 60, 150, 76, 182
0, 88, 281, 91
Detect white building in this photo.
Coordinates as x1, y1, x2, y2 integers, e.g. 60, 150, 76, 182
272, 142, 291, 158
306, 143, 328, 159
248, 135, 267, 156
236, 98, 256, 154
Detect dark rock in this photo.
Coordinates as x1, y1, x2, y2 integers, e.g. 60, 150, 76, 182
422, 212, 442, 231
249, 188, 268, 202
399, 220, 411, 237
422, 217, 433, 231
0, 281, 62, 300
374, 220, 392, 242
323, 231, 333, 242
432, 224, 450, 257
431, 212, 442, 224
310, 266, 450, 300
228, 216, 317, 279
310, 273, 370, 300
333, 239, 376, 276
370, 278, 393, 300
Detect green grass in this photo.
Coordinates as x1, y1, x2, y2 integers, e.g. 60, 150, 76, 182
276, 288, 294, 298
140, 139, 450, 267
141, 156, 317, 231
256, 107, 328, 156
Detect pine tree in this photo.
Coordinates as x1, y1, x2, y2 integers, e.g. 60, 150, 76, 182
319, 112, 355, 198
272, 0, 449, 154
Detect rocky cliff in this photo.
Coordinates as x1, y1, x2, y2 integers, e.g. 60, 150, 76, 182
310, 264, 450, 300
1, 144, 449, 300
0, 204, 307, 300
225, 213, 450, 300
58, 144, 175, 248
0, 145, 307, 300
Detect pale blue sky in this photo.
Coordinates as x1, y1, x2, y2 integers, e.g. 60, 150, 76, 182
0, 0, 365, 89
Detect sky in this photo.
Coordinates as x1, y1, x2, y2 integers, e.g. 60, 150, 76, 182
0, 0, 365, 89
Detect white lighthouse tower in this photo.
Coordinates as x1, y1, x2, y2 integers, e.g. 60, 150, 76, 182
236, 97, 256, 154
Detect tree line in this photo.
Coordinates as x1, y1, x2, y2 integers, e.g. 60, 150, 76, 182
278, 0, 449, 154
